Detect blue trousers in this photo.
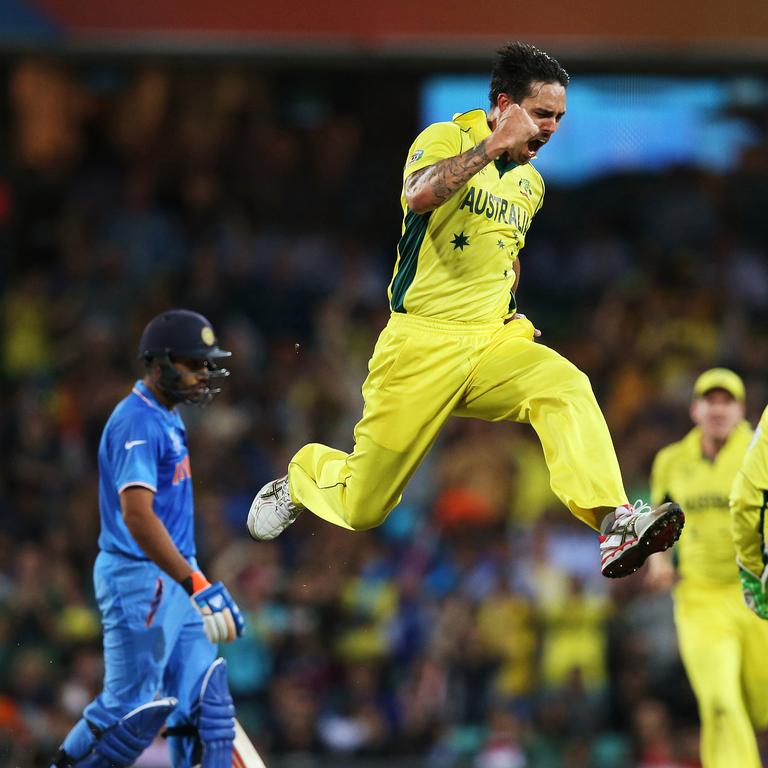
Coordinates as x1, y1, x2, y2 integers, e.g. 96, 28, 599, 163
84, 551, 216, 732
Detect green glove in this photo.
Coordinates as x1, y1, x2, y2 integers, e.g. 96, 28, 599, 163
737, 558, 768, 620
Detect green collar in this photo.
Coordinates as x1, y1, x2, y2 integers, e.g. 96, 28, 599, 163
494, 156, 518, 177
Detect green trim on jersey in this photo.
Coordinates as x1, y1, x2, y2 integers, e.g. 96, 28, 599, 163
494, 157, 518, 177
391, 210, 431, 313
760, 490, 768, 566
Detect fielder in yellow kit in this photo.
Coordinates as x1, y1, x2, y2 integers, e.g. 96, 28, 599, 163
247, 42, 684, 579
648, 369, 768, 768
732, 404, 768, 614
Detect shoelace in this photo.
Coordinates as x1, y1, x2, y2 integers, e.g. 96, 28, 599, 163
279, 482, 301, 515
263, 479, 301, 516
623, 499, 651, 517
605, 500, 652, 542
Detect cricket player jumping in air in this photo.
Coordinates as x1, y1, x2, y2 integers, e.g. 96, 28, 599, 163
51, 309, 245, 768
246, 42, 684, 578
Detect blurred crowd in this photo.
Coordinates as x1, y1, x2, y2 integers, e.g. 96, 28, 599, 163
1, 58, 768, 768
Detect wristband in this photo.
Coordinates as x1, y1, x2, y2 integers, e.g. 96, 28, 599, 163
181, 571, 210, 595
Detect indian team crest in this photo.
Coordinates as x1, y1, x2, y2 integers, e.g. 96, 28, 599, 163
518, 178, 532, 199
201, 326, 215, 346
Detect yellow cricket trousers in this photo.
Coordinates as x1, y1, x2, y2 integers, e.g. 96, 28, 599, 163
673, 581, 768, 768
288, 312, 628, 532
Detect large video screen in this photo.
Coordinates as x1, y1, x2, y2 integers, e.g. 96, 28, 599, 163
421, 75, 763, 185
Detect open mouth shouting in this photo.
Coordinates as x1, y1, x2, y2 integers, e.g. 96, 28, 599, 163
527, 137, 547, 158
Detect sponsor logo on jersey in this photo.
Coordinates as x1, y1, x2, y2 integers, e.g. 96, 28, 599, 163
680, 494, 730, 512
407, 149, 424, 165
172, 455, 192, 485
125, 440, 147, 450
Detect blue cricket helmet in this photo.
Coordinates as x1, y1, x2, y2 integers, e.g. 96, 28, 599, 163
138, 309, 231, 406
138, 309, 231, 363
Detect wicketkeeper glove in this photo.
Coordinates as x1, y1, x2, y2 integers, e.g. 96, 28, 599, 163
737, 558, 768, 620
182, 571, 245, 643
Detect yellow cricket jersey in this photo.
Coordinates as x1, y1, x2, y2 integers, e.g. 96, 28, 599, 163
389, 109, 545, 322
651, 421, 753, 587
731, 406, 768, 575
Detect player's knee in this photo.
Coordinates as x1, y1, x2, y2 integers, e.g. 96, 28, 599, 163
198, 658, 235, 768
552, 361, 597, 405
164, 658, 236, 768
345, 497, 389, 530
347, 514, 386, 531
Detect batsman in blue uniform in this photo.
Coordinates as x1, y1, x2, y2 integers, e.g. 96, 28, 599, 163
51, 309, 245, 768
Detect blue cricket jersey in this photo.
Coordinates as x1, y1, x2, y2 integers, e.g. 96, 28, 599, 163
97, 380, 196, 559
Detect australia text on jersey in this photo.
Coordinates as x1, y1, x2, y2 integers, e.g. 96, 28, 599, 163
677, 493, 730, 512
458, 187, 532, 233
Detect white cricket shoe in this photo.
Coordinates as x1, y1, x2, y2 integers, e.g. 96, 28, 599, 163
247, 475, 303, 541
600, 500, 684, 578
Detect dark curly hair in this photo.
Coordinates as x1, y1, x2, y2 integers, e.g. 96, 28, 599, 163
489, 42, 570, 106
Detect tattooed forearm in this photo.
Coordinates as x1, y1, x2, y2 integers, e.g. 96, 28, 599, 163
405, 140, 492, 212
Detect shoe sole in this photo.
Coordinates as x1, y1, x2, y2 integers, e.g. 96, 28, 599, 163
601, 504, 684, 579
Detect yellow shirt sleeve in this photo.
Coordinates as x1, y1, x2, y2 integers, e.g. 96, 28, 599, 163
402, 121, 463, 181
730, 406, 768, 574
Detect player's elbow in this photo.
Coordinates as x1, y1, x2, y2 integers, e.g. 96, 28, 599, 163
122, 506, 147, 537
406, 190, 436, 215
